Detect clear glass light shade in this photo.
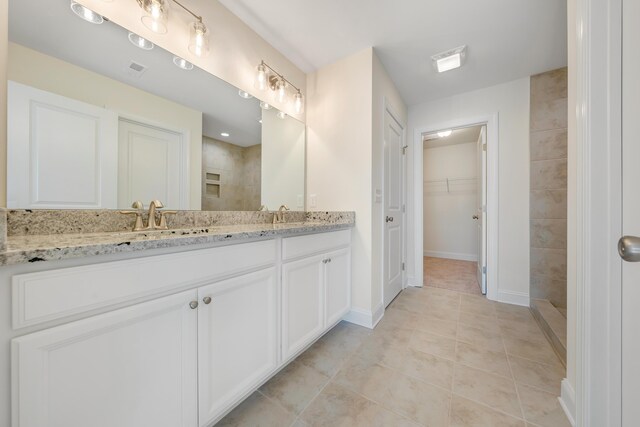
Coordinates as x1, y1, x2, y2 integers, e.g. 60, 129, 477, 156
274, 78, 287, 104
255, 64, 269, 91
293, 92, 304, 114
140, 0, 169, 34
70, 1, 104, 24
173, 56, 194, 70
188, 21, 210, 57
276, 111, 288, 120
128, 32, 154, 50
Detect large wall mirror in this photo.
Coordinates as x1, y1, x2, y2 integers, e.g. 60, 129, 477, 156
6, 0, 306, 211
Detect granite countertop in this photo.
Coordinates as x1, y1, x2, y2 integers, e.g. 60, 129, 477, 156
0, 212, 355, 266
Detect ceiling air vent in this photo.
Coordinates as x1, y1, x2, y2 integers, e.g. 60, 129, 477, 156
124, 60, 147, 79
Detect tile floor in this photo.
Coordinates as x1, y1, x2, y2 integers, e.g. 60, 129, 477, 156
216, 286, 569, 427
424, 257, 482, 296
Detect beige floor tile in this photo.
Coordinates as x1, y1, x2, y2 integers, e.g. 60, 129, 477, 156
215, 391, 296, 427
517, 384, 572, 427
458, 311, 502, 331
377, 307, 419, 328
450, 395, 526, 427
334, 357, 451, 426
290, 419, 309, 427
453, 364, 523, 418
424, 304, 460, 321
509, 356, 565, 394
379, 346, 455, 390
414, 314, 458, 338
456, 341, 512, 378
457, 322, 505, 350
499, 318, 550, 338
409, 329, 457, 360
259, 361, 330, 415
503, 334, 561, 366
299, 382, 420, 427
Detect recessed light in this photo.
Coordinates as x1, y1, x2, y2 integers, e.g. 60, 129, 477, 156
238, 90, 253, 99
432, 45, 467, 73
221, 132, 230, 137
128, 33, 154, 50
259, 101, 272, 110
173, 56, 194, 70
437, 130, 453, 138
70, 1, 104, 24
276, 111, 287, 120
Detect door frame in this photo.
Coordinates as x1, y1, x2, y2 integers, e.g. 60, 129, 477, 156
568, 0, 622, 424
381, 99, 407, 310
412, 114, 499, 301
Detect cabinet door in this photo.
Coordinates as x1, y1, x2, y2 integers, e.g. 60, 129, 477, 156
197, 268, 278, 427
325, 248, 352, 326
12, 290, 198, 427
281, 255, 325, 361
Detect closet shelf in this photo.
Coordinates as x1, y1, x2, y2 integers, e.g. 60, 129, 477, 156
424, 177, 476, 194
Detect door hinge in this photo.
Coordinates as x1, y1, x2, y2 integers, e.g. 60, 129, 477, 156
482, 266, 486, 274
482, 143, 487, 152
402, 145, 408, 155
402, 204, 406, 213
402, 262, 405, 271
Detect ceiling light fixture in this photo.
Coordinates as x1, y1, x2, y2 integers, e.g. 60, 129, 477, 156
173, 56, 194, 70
128, 32, 154, 50
259, 101, 272, 110
431, 45, 467, 73
255, 60, 304, 114
221, 132, 230, 137
136, 0, 210, 57
70, 1, 104, 24
437, 130, 453, 138
238, 90, 253, 99
276, 111, 288, 120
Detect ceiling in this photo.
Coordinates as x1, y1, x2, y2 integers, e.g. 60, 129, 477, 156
423, 125, 482, 149
219, 0, 568, 106
9, 0, 264, 147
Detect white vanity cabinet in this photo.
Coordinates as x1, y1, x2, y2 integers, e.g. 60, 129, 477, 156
9, 230, 352, 427
197, 267, 278, 427
12, 290, 199, 427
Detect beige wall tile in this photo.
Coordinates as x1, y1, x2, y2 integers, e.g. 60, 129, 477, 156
531, 276, 567, 308
531, 68, 568, 103
531, 219, 567, 249
531, 248, 567, 280
530, 129, 568, 161
530, 159, 567, 190
530, 98, 568, 131
530, 190, 567, 219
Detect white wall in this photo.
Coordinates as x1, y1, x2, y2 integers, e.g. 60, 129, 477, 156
423, 142, 478, 261
407, 78, 531, 303
0, 0, 6, 207
76, 0, 306, 122
8, 43, 203, 209
261, 108, 305, 210
307, 48, 374, 317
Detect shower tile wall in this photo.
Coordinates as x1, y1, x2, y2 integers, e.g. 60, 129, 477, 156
202, 137, 262, 211
530, 68, 568, 310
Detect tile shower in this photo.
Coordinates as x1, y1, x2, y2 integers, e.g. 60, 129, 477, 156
529, 68, 568, 362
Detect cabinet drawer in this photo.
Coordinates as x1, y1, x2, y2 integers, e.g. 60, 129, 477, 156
13, 240, 276, 329
282, 229, 351, 261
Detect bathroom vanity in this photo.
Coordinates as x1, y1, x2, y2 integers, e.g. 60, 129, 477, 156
0, 212, 354, 427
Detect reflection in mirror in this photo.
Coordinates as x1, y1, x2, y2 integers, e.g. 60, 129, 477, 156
7, 0, 305, 211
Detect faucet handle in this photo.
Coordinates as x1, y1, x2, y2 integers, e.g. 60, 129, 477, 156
119, 210, 145, 231
158, 210, 177, 230
131, 200, 144, 210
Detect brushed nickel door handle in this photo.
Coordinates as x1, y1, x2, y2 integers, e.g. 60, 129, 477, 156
203, 296, 212, 305
618, 236, 640, 262
189, 301, 199, 309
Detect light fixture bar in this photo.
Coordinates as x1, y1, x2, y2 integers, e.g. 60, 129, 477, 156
259, 60, 302, 95
171, 0, 202, 22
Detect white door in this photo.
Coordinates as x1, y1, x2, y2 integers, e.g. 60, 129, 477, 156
197, 268, 278, 427
281, 254, 325, 361
7, 81, 118, 209
383, 110, 405, 307
620, 0, 640, 423
118, 119, 188, 209
475, 126, 487, 294
325, 247, 351, 326
11, 290, 198, 427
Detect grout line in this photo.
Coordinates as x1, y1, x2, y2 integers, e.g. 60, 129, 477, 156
502, 323, 527, 421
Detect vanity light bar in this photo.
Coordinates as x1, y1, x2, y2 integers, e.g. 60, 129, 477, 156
255, 60, 304, 114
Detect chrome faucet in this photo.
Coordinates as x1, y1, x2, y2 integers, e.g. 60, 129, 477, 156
273, 205, 290, 224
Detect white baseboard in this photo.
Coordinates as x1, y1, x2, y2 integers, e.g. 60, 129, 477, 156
559, 379, 576, 426
423, 250, 478, 262
496, 290, 530, 306
343, 303, 385, 329
406, 277, 423, 287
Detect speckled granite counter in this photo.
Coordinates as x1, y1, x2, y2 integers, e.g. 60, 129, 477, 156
0, 211, 355, 266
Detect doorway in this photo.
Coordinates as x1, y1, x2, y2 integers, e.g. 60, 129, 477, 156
422, 125, 487, 295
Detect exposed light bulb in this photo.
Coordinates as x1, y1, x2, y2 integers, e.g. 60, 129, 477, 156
293, 91, 304, 114
141, 0, 168, 34
255, 63, 268, 91
188, 21, 209, 57
437, 130, 453, 138
275, 78, 287, 104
